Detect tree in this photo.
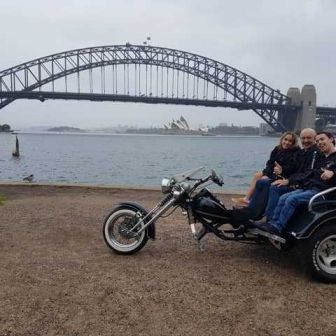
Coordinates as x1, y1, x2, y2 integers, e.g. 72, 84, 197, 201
0, 124, 11, 131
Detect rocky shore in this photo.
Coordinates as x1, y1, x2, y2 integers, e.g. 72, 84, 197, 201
0, 184, 335, 336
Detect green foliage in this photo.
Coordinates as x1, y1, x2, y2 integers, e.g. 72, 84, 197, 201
0, 124, 11, 132
0, 194, 6, 206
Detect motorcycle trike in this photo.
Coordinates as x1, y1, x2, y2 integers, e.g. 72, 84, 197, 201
103, 168, 336, 283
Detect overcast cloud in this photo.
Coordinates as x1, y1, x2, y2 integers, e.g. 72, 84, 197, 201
1, 0, 336, 129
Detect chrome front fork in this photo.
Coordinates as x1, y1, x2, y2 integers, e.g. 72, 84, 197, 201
128, 196, 176, 235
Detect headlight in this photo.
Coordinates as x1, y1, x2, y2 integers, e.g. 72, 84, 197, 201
161, 178, 172, 194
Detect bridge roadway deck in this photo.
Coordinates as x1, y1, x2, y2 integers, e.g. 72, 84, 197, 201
1, 90, 335, 116
0, 90, 295, 111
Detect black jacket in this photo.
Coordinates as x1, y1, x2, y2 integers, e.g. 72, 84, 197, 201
288, 145, 318, 185
298, 151, 336, 191
262, 146, 299, 179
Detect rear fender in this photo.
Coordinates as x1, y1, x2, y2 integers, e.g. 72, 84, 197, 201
286, 208, 336, 240
114, 202, 155, 240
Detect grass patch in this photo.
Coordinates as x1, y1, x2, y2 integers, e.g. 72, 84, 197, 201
0, 194, 6, 206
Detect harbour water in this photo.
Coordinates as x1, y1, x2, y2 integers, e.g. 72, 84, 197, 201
0, 132, 278, 191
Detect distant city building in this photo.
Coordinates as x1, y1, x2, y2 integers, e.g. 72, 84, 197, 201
324, 123, 336, 136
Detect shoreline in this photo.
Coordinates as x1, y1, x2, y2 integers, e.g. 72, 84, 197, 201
0, 181, 244, 196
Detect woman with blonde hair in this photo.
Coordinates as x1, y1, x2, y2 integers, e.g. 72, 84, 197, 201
233, 131, 299, 207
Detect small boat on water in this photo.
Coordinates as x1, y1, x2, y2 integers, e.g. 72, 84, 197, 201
12, 135, 20, 157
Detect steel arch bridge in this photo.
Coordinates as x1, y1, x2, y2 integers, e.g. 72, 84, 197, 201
0, 44, 296, 131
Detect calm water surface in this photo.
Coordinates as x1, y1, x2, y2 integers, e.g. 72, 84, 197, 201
0, 133, 278, 191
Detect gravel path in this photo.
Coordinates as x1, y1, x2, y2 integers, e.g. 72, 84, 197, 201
0, 185, 335, 336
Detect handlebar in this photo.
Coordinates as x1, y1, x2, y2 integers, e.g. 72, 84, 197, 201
191, 175, 212, 190
188, 170, 224, 192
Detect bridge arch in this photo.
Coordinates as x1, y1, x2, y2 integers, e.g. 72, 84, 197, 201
0, 44, 291, 131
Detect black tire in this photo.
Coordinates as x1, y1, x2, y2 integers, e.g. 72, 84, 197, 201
103, 207, 149, 255
301, 225, 336, 283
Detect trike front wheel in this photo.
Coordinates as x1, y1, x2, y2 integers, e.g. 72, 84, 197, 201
103, 208, 148, 255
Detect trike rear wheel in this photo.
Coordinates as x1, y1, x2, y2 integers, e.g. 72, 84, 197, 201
302, 225, 336, 283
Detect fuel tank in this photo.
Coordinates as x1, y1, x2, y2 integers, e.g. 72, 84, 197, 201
192, 188, 230, 223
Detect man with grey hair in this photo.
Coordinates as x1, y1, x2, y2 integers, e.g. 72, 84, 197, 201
259, 128, 317, 223
255, 131, 336, 236
248, 128, 317, 222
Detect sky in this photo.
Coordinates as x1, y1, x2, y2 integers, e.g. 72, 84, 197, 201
1, 0, 336, 130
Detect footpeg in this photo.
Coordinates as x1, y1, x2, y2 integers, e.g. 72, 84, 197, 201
224, 225, 246, 234
252, 228, 286, 244
181, 210, 188, 216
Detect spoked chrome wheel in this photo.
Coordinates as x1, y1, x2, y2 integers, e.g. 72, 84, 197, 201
103, 208, 148, 255
316, 235, 336, 275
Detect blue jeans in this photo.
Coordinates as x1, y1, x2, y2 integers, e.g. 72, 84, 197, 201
248, 178, 271, 219
270, 188, 318, 232
264, 184, 294, 219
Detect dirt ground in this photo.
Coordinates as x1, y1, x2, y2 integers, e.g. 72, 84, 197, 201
0, 184, 336, 336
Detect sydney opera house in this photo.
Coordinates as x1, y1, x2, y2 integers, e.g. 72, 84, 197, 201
163, 116, 209, 134
163, 116, 190, 131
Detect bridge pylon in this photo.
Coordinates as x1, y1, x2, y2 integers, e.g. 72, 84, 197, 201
284, 85, 316, 131
278, 87, 300, 131
300, 84, 316, 130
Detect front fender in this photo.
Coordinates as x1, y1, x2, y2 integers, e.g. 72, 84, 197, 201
114, 202, 155, 240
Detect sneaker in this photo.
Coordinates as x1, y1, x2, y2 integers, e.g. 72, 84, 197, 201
266, 223, 282, 236
250, 221, 264, 230
231, 197, 249, 207
249, 221, 285, 243
254, 222, 281, 236
250, 216, 267, 226
232, 203, 248, 209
